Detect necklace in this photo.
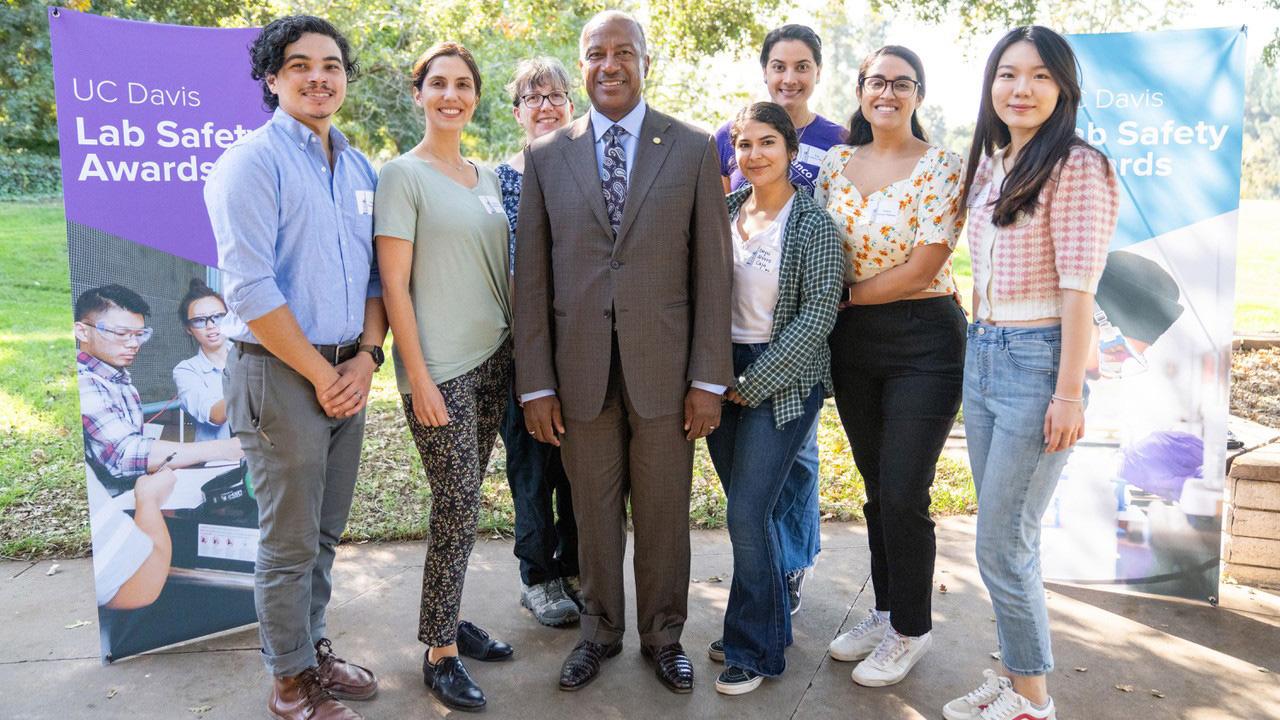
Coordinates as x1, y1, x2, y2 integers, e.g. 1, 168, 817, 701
423, 147, 467, 173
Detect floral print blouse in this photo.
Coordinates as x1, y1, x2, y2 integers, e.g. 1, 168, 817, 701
814, 145, 965, 293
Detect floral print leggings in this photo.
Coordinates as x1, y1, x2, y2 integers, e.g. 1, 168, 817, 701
403, 341, 512, 647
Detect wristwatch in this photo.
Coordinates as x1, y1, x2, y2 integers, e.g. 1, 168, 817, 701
358, 344, 385, 370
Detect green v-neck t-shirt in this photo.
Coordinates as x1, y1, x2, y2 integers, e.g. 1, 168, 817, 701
374, 154, 511, 393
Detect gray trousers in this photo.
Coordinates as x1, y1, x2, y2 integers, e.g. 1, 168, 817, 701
226, 348, 365, 677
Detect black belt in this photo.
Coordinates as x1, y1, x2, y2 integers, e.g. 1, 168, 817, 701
236, 340, 360, 365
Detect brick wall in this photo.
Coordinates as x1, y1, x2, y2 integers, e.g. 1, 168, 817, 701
1224, 443, 1280, 589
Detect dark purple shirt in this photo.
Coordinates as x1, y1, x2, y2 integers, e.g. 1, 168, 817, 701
715, 113, 847, 194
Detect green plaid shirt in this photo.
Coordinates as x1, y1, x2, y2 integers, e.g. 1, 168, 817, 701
726, 185, 844, 428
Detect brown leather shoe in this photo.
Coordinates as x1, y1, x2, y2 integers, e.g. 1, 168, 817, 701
268, 667, 363, 720
315, 638, 378, 701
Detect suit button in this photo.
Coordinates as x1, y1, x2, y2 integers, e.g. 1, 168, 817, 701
609, 260, 621, 269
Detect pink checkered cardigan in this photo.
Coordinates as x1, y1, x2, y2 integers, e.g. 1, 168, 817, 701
968, 145, 1119, 321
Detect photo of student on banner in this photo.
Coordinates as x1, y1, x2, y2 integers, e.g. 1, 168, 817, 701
74, 280, 258, 659
1044, 248, 1221, 600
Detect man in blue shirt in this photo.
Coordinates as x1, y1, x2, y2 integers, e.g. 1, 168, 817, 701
204, 16, 386, 720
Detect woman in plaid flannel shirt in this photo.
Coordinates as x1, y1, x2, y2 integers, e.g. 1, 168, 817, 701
704, 102, 844, 696
943, 27, 1118, 720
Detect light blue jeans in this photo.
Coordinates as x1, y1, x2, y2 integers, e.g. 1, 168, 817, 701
963, 323, 1082, 677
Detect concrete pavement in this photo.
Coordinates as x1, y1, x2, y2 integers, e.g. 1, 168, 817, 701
2, 518, 1278, 719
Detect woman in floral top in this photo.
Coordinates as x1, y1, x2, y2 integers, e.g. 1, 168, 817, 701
813, 45, 967, 688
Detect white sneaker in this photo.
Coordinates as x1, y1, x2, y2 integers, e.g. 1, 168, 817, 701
943, 669, 1013, 720
977, 686, 1056, 720
829, 609, 890, 662
850, 628, 931, 687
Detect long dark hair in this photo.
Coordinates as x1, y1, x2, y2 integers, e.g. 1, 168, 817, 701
846, 45, 928, 146
962, 26, 1107, 227
729, 102, 800, 157
760, 24, 823, 67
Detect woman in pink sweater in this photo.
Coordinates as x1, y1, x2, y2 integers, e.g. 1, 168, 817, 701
942, 26, 1118, 720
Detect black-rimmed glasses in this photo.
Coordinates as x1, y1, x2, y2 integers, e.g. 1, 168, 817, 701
518, 91, 569, 109
860, 76, 921, 97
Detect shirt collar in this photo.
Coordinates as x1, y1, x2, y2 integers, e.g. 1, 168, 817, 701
271, 106, 350, 155
590, 99, 647, 143
78, 351, 130, 384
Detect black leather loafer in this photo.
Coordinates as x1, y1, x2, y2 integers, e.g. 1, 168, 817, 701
423, 654, 486, 712
558, 639, 622, 691
641, 642, 694, 694
457, 620, 513, 661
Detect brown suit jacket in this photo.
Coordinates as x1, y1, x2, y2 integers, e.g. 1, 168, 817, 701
514, 107, 732, 421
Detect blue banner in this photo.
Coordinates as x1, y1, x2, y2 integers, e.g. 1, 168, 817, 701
1042, 28, 1246, 602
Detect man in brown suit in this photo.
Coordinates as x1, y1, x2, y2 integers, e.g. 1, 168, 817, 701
513, 10, 732, 695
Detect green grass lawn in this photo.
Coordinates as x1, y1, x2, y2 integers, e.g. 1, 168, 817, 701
7, 197, 1277, 558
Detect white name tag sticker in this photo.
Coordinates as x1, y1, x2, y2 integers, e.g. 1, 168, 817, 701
968, 183, 991, 208
355, 190, 374, 215
478, 195, 504, 215
874, 201, 900, 224
797, 143, 827, 167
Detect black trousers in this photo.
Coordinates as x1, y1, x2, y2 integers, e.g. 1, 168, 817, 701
828, 296, 965, 637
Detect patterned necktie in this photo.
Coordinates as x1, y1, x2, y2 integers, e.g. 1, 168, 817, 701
600, 125, 628, 235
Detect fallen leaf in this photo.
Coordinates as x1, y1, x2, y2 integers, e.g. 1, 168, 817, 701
704, 575, 723, 583
989, 651, 1002, 660
1151, 690, 1165, 699
188, 706, 212, 715
106, 688, 118, 699
1074, 667, 1088, 673
1260, 667, 1271, 673
938, 583, 949, 594
64, 620, 92, 629
45, 564, 59, 576
1115, 684, 1134, 693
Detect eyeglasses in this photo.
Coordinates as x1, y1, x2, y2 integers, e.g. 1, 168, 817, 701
89, 322, 153, 344
186, 312, 227, 329
860, 76, 921, 97
518, 91, 569, 109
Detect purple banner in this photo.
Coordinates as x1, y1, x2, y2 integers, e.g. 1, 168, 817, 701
49, 8, 264, 266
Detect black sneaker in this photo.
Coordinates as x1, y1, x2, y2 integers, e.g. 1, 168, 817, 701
786, 568, 807, 615
715, 666, 763, 695
707, 638, 724, 663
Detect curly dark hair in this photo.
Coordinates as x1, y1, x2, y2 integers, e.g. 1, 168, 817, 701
249, 15, 359, 111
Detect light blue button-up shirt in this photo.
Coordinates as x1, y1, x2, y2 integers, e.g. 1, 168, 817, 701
205, 108, 379, 346
589, 100, 647, 184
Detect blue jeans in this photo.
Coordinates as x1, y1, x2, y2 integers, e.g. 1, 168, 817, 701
707, 343, 825, 677
776, 427, 821, 575
500, 393, 578, 586
964, 323, 1081, 677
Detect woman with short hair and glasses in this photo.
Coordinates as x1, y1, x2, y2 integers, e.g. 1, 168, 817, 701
494, 56, 582, 629
173, 278, 234, 441
814, 45, 967, 688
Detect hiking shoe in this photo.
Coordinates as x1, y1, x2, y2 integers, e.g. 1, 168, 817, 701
786, 568, 807, 615
707, 638, 725, 663
943, 669, 1013, 720
829, 609, 890, 662
850, 628, 932, 687
521, 580, 579, 626
715, 666, 763, 696
977, 685, 1056, 720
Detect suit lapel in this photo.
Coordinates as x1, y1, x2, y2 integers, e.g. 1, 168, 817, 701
560, 115, 614, 238
614, 108, 673, 246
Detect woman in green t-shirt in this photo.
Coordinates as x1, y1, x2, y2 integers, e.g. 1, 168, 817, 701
374, 42, 514, 713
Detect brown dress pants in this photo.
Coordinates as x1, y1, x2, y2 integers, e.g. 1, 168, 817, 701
559, 336, 694, 649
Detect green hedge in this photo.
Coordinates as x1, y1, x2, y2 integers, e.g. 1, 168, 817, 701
0, 152, 62, 200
